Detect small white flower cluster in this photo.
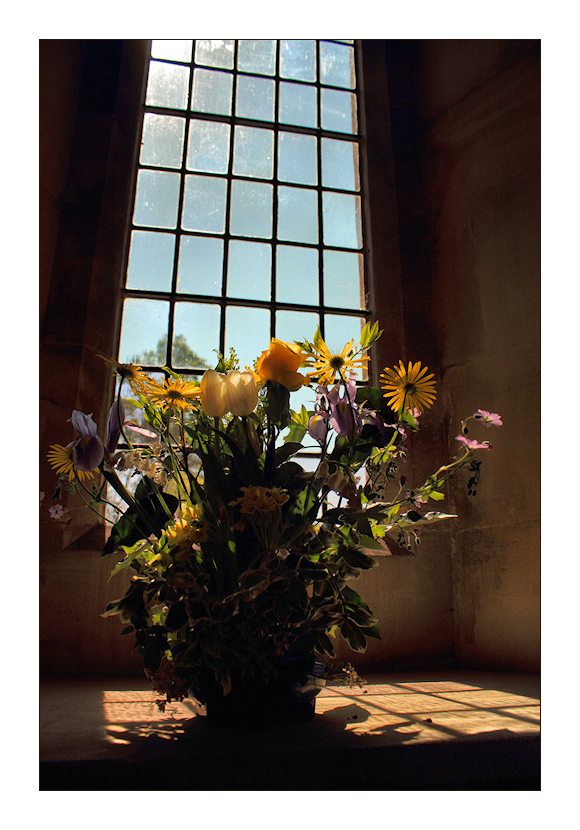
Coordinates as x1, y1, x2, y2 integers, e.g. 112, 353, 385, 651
116, 448, 167, 486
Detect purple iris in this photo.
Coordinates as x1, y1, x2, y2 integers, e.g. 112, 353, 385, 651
70, 410, 105, 471
314, 373, 362, 440
106, 399, 125, 454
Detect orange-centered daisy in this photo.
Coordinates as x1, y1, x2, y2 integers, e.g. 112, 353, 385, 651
380, 360, 437, 414
143, 378, 201, 411
305, 336, 369, 386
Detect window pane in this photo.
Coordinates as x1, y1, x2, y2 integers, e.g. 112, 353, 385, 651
323, 250, 364, 309
322, 191, 362, 249
233, 126, 274, 179
172, 302, 221, 368
276, 309, 319, 344
176, 235, 223, 296
321, 138, 359, 191
236, 75, 275, 121
225, 306, 271, 370
279, 81, 317, 128
186, 119, 230, 173
229, 180, 273, 238
280, 40, 316, 81
140, 114, 185, 169
276, 245, 319, 305
151, 40, 192, 63
321, 88, 358, 134
146, 61, 189, 110
133, 169, 180, 229
194, 40, 234, 69
182, 175, 227, 234
118, 298, 170, 365
192, 68, 233, 116
277, 186, 318, 244
323, 314, 367, 379
278, 132, 317, 186
227, 240, 271, 301
237, 40, 276, 75
320, 41, 355, 89
126, 231, 175, 292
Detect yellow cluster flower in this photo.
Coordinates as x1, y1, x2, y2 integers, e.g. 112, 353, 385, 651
229, 485, 289, 515
165, 503, 208, 548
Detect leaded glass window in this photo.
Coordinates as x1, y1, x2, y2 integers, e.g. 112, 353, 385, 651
118, 39, 369, 407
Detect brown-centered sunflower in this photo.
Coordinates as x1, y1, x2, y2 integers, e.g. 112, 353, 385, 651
143, 377, 201, 411
305, 336, 369, 386
380, 360, 437, 414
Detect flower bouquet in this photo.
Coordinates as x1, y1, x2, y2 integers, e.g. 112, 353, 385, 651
47, 323, 501, 722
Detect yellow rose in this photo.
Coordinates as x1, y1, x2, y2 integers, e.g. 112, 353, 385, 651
255, 338, 308, 391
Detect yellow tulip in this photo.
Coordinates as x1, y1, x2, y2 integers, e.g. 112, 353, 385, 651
256, 338, 308, 391
200, 369, 230, 417
200, 369, 258, 417
227, 370, 258, 416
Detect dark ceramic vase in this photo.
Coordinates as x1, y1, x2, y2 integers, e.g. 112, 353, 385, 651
191, 656, 327, 726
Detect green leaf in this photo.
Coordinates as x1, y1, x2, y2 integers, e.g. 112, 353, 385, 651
274, 442, 303, 466
264, 382, 291, 428
108, 539, 151, 580
102, 491, 179, 556
356, 534, 386, 551
341, 546, 378, 570
164, 601, 188, 631
396, 510, 457, 528
428, 490, 445, 501
298, 567, 329, 581
316, 631, 336, 657
340, 620, 367, 653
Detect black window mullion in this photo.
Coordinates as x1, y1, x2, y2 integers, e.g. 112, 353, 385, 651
270, 40, 282, 340
220, 48, 239, 358
315, 39, 325, 339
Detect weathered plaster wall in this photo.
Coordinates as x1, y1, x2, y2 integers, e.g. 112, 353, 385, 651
416, 40, 541, 670
40, 40, 148, 675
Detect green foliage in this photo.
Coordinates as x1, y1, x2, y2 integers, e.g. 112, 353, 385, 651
132, 333, 211, 370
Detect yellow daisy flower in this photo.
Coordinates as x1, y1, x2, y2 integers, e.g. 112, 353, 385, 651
143, 378, 201, 411
305, 336, 369, 386
380, 361, 437, 414
47, 444, 95, 482
98, 355, 151, 392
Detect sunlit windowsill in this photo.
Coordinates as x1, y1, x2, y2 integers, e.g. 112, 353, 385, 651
39, 670, 540, 790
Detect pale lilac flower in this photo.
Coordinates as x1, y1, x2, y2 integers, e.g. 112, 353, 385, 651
456, 435, 491, 450
49, 504, 65, 520
473, 409, 503, 428
40, 491, 45, 501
